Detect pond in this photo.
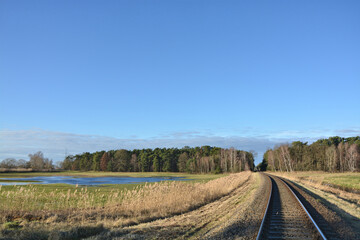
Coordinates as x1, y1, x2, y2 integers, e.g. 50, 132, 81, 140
0, 176, 189, 186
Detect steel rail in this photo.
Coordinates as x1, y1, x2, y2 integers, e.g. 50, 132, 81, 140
256, 174, 327, 240
279, 177, 327, 240
255, 174, 272, 240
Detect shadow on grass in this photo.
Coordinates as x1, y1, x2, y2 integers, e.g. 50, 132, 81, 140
1, 224, 106, 240
282, 178, 359, 240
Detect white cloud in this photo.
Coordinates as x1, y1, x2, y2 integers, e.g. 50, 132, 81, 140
1, 128, 359, 165
0, 129, 278, 164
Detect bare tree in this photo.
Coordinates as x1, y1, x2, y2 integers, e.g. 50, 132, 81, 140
268, 150, 276, 171
0, 158, 17, 168
242, 151, 247, 171
280, 145, 293, 172
346, 144, 359, 172
28, 151, 53, 170
338, 142, 345, 172
326, 145, 337, 172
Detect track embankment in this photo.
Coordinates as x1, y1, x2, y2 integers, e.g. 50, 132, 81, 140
88, 172, 270, 240
268, 172, 359, 240
257, 174, 326, 239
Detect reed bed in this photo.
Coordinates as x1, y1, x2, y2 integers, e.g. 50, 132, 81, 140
0, 172, 251, 225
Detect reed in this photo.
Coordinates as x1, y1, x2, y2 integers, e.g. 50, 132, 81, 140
0, 172, 251, 225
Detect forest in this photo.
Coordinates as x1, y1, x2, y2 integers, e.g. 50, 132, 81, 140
258, 136, 360, 172
60, 146, 255, 173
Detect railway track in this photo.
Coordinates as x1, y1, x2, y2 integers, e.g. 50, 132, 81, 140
256, 174, 327, 240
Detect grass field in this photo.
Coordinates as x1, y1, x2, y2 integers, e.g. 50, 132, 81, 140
270, 171, 360, 209
0, 172, 252, 239
0, 171, 225, 185
270, 171, 360, 191
0, 171, 236, 225
0, 171, 226, 199
0, 170, 225, 181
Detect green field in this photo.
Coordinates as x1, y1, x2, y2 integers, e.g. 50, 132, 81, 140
276, 171, 360, 191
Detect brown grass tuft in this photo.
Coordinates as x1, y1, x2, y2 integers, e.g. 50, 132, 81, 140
0, 172, 251, 227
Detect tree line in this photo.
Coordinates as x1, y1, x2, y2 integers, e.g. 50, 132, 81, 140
0, 151, 54, 170
258, 136, 360, 172
60, 146, 255, 173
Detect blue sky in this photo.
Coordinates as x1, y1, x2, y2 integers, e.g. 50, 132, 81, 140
1, 0, 359, 164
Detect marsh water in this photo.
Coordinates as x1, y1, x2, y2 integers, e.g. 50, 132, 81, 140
0, 176, 188, 186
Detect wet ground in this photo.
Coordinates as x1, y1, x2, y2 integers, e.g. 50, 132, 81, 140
0, 176, 188, 186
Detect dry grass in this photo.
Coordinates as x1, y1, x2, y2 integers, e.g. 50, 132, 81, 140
269, 171, 360, 205
269, 171, 360, 236
270, 171, 360, 191
0, 168, 34, 172
0, 172, 251, 227
116, 172, 261, 240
